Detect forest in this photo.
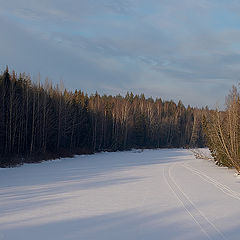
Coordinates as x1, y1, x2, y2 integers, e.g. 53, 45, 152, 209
203, 86, 240, 173
0, 67, 205, 167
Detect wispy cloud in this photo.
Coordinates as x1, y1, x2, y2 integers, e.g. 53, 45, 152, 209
0, 0, 240, 107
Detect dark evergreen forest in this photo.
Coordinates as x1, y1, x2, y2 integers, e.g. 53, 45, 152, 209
0, 67, 205, 167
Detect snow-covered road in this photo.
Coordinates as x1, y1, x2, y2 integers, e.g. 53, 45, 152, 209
1, 149, 240, 240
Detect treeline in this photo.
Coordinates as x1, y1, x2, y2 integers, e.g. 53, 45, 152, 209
203, 86, 240, 173
0, 67, 205, 167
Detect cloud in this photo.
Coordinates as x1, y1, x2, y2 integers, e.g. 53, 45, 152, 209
0, 0, 240, 107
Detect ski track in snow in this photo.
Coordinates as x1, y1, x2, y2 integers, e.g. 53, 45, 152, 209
164, 164, 227, 240
163, 165, 211, 240
0, 149, 240, 240
182, 164, 240, 201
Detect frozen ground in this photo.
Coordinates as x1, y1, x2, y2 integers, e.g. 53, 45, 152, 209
1, 149, 240, 240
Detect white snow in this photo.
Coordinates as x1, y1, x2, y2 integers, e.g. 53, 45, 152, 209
1, 149, 240, 240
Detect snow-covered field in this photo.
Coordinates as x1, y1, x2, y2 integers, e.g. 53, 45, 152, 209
1, 149, 240, 240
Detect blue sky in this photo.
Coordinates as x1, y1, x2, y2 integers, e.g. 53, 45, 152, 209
1, 0, 240, 107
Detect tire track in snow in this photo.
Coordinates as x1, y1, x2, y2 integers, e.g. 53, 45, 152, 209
183, 164, 240, 201
163, 164, 227, 240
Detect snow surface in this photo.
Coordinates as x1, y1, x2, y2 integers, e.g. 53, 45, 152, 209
1, 149, 240, 240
